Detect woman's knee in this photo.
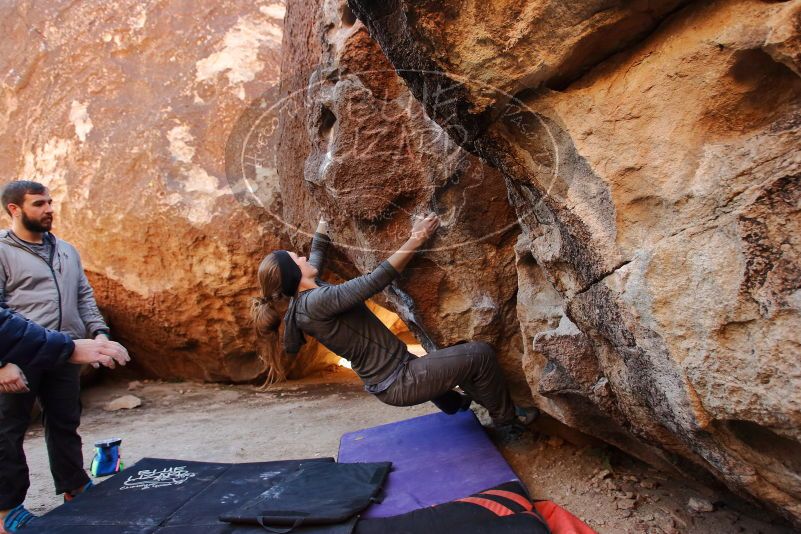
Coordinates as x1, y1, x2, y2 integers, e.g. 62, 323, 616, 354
468, 341, 496, 359
464, 342, 501, 374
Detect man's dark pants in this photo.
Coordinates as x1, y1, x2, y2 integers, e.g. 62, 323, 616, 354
376, 341, 516, 424
0, 363, 89, 509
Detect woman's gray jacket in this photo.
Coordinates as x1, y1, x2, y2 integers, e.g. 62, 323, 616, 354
282, 232, 412, 393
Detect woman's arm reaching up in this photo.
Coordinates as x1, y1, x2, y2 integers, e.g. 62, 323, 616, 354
303, 213, 440, 319
308, 218, 331, 276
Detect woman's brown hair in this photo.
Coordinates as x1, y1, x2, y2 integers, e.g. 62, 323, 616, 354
251, 253, 288, 336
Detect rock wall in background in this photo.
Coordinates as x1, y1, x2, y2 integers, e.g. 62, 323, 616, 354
0, 0, 337, 382
339, 0, 801, 524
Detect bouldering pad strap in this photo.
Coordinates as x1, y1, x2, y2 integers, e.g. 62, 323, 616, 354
257, 514, 306, 533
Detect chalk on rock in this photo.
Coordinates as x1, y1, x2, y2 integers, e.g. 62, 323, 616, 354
104, 395, 142, 411
687, 496, 714, 513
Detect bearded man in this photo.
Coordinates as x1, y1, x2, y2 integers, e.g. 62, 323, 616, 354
0, 180, 125, 532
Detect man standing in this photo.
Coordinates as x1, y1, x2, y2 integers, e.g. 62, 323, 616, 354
0, 180, 125, 532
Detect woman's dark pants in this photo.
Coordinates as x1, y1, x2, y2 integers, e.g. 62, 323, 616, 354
376, 341, 516, 425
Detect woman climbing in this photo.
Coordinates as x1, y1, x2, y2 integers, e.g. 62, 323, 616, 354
251, 213, 538, 440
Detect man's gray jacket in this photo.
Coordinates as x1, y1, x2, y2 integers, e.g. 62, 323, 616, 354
0, 229, 108, 340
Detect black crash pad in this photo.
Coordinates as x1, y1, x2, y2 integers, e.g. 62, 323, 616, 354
26, 457, 370, 534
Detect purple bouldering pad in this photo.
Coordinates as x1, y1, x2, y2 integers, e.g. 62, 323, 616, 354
338, 411, 518, 518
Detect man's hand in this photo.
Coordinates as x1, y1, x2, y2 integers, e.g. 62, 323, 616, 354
0, 363, 29, 394
410, 212, 440, 245
71, 339, 130, 369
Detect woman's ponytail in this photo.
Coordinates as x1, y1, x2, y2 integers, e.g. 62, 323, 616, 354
252, 254, 287, 336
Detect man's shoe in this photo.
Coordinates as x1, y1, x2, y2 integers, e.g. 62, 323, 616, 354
515, 405, 540, 425
2, 505, 36, 532
64, 480, 93, 503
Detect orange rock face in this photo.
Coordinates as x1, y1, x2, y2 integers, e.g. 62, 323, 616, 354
0, 0, 335, 382
341, 0, 801, 524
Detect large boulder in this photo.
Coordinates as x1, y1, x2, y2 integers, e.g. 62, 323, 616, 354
343, 0, 801, 524
0, 0, 333, 382
268, 0, 528, 395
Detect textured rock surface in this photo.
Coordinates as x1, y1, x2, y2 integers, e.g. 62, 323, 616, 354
344, 0, 801, 523
0, 0, 337, 382
273, 0, 529, 394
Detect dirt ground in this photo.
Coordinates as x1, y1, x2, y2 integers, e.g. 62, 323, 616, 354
21, 369, 793, 534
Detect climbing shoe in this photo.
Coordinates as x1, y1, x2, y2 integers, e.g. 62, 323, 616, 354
458, 392, 473, 412
515, 405, 540, 425
64, 480, 93, 503
2, 504, 36, 532
432, 390, 473, 415
488, 406, 540, 445
489, 420, 530, 445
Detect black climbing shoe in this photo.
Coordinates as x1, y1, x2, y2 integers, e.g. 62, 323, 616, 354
515, 405, 540, 426
432, 390, 473, 415
489, 420, 530, 445
458, 393, 473, 412
487, 407, 539, 445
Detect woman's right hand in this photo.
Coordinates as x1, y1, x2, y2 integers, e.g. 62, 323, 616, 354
386, 212, 440, 273
410, 212, 440, 245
